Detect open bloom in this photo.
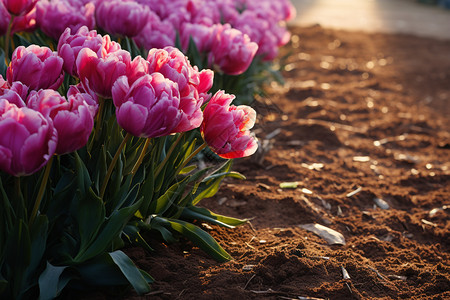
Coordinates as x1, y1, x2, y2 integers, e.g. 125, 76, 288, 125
147, 47, 213, 132
36, 0, 95, 40
208, 24, 258, 75
57, 26, 103, 76
112, 73, 182, 138
200, 90, 258, 159
0, 98, 57, 176
27, 88, 97, 154
0, 75, 28, 107
95, 0, 149, 37
76, 35, 131, 98
7, 45, 64, 91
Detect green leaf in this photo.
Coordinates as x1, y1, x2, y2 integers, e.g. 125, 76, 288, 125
170, 219, 232, 262
156, 217, 232, 262
0, 274, 7, 294
181, 206, 248, 228
75, 198, 142, 262
179, 165, 197, 175
202, 171, 246, 182
0, 48, 7, 78
151, 176, 190, 215
191, 160, 234, 205
74, 188, 105, 256
109, 250, 151, 294
38, 263, 70, 300
123, 224, 154, 252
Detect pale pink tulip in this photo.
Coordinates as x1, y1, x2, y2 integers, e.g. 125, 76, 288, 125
200, 90, 258, 159
7, 45, 64, 91
0, 98, 57, 176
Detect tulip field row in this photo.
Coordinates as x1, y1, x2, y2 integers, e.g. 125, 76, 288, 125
0, 0, 296, 298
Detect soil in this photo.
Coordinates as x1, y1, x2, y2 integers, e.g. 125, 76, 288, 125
103, 26, 450, 299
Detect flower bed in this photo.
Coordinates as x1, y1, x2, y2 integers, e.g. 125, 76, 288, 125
0, 0, 296, 298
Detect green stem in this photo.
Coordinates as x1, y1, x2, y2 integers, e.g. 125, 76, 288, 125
130, 138, 152, 176
88, 96, 105, 152
100, 132, 131, 199
154, 133, 185, 178
176, 142, 207, 175
29, 156, 53, 226
4, 16, 14, 63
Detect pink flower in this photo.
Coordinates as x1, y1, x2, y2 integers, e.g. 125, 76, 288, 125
112, 73, 182, 138
200, 90, 258, 159
133, 11, 175, 50
147, 47, 213, 132
96, 0, 149, 37
208, 24, 258, 75
0, 98, 57, 176
76, 35, 131, 98
180, 23, 213, 53
11, 6, 36, 34
0, 75, 28, 107
7, 45, 64, 91
27, 88, 96, 154
36, 0, 95, 40
0, 2, 10, 36
57, 26, 103, 76
2, 0, 37, 16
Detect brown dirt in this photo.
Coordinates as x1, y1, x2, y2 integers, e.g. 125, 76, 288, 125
121, 26, 449, 299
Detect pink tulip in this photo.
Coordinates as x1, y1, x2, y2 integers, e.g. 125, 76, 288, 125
200, 90, 258, 159
36, 0, 95, 40
0, 2, 10, 36
180, 23, 213, 53
57, 26, 103, 76
147, 47, 213, 132
2, 0, 37, 16
133, 11, 175, 50
0, 75, 28, 107
208, 24, 258, 75
11, 6, 36, 34
96, 0, 149, 37
0, 98, 57, 176
76, 35, 131, 98
112, 73, 182, 138
7, 45, 64, 91
27, 88, 96, 154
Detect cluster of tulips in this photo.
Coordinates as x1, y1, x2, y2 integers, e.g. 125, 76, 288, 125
1, 27, 258, 177
1, 0, 295, 75
0, 0, 295, 298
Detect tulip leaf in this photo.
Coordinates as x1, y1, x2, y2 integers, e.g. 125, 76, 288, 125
161, 218, 232, 262
0, 274, 7, 294
38, 263, 70, 300
75, 198, 142, 262
109, 250, 152, 294
0, 48, 6, 78
181, 206, 248, 228
123, 224, 154, 252
202, 171, 246, 182
151, 176, 190, 215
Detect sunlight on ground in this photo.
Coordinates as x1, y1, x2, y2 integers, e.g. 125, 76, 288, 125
290, 0, 450, 39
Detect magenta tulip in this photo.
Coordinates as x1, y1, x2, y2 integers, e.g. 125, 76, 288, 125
0, 75, 28, 107
96, 0, 149, 37
0, 98, 57, 176
27, 88, 97, 154
208, 24, 258, 75
36, 0, 95, 40
133, 10, 175, 50
10, 7, 36, 34
112, 73, 182, 138
76, 35, 131, 98
0, 2, 10, 36
147, 47, 213, 132
57, 26, 103, 76
200, 90, 258, 159
7, 45, 64, 91
2, 0, 36, 16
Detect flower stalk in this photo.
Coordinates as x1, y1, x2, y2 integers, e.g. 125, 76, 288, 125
29, 156, 54, 226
